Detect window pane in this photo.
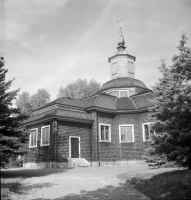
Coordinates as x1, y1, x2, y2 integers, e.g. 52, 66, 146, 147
112, 91, 119, 97
105, 126, 109, 140
120, 91, 128, 97
100, 125, 110, 141
33, 131, 36, 146
144, 124, 150, 140
129, 90, 135, 96
126, 126, 133, 141
101, 125, 104, 140
30, 129, 37, 147
42, 127, 49, 145
121, 126, 126, 141
30, 133, 33, 146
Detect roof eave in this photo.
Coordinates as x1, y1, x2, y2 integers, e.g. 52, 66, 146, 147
108, 53, 136, 63
86, 106, 150, 114
24, 115, 93, 127
99, 86, 152, 93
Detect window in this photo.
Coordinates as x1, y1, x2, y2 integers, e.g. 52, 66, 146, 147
128, 61, 134, 75
119, 125, 134, 143
99, 124, 111, 142
41, 125, 50, 146
142, 123, 154, 141
111, 91, 119, 97
111, 62, 117, 79
120, 91, 128, 97
29, 128, 38, 148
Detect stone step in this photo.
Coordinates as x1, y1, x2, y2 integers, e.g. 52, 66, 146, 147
69, 158, 90, 167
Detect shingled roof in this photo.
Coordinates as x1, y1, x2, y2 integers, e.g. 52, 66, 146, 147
99, 77, 151, 92
24, 92, 154, 126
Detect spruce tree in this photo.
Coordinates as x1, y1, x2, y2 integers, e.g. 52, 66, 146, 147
0, 57, 28, 167
150, 33, 191, 169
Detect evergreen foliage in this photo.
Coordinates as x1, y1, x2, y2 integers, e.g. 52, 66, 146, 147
0, 58, 28, 167
149, 33, 191, 169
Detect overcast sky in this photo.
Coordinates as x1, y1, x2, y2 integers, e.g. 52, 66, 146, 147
1, 0, 191, 100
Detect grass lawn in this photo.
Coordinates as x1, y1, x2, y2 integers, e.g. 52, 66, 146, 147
1, 167, 68, 200
119, 168, 191, 200
1, 167, 191, 200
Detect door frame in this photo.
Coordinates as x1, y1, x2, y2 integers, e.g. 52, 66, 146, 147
69, 136, 81, 158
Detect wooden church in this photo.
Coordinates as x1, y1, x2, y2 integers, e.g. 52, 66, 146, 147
24, 28, 154, 168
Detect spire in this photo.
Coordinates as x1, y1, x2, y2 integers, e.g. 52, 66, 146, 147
116, 27, 127, 54
118, 27, 125, 46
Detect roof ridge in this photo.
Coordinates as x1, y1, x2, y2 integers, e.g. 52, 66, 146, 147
93, 94, 99, 107
129, 97, 137, 109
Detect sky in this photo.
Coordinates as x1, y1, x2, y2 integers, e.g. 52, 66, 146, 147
1, 0, 191, 100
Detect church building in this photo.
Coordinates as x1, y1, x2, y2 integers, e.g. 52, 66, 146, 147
24, 28, 154, 168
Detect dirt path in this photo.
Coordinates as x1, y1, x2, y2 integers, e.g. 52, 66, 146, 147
3, 165, 150, 200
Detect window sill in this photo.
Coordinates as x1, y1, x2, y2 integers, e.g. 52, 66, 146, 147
143, 140, 150, 142
40, 144, 50, 147
29, 146, 37, 148
100, 141, 111, 143
120, 141, 134, 143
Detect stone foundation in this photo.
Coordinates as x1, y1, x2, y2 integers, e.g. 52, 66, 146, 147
23, 162, 68, 169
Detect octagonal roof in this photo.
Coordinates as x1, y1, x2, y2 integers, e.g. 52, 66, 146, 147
99, 77, 151, 92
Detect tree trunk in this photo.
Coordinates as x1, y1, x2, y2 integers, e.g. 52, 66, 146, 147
188, 161, 191, 170
188, 156, 191, 170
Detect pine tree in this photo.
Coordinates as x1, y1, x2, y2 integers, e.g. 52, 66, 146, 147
0, 57, 28, 167
149, 33, 191, 169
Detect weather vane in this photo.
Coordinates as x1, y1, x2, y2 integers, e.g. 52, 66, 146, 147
116, 13, 124, 28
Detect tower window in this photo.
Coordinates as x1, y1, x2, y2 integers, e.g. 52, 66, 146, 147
112, 91, 119, 97
111, 62, 117, 78
120, 91, 128, 97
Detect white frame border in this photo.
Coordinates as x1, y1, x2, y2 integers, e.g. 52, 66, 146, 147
40, 125, 50, 147
119, 124, 135, 143
142, 122, 151, 142
99, 123, 111, 143
69, 136, 81, 158
29, 128, 38, 148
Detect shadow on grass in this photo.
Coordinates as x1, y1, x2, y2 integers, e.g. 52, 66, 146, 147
31, 183, 149, 200
126, 169, 191, 200
1, 167, 72, 179
2, 182, 55, 195
1, 167, 71, 199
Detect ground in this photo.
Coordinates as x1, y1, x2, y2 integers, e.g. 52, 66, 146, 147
1, 165, 186, 200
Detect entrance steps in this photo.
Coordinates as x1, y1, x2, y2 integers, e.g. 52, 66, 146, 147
68, 158, 90, 167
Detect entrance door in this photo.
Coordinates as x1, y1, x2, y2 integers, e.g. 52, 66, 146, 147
71, 137, 80, 158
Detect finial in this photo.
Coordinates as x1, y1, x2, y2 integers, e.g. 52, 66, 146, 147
118, 27, 125, 46
116, 14, 125, 46
116, 13, 124, 28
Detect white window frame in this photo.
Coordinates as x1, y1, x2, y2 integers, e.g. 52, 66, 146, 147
119, 125, 135, 143
40, 125, 50, 147
142, 122, 152, 142
99, 123, 111, 143
119, 90, 129, 97
29, 128, 38, 148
